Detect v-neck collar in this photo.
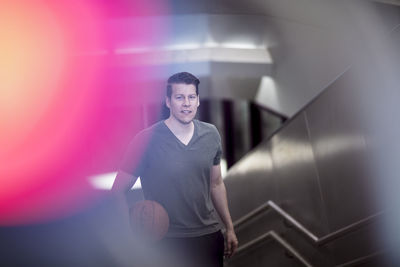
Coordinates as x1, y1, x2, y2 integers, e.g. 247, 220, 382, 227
162, 120, 197, 147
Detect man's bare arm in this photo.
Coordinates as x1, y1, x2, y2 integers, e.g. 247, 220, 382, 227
210, 164, 238, 258
112, 171, 139, 229
112, 170, 138, 193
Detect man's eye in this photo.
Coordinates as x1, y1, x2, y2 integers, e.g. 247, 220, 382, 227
176, 96, 182, 100
190, 95, 197, 99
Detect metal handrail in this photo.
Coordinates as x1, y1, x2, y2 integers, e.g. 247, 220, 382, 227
233, 230, 313, 267
234, 200, 383, 246
232, 229, 384, 267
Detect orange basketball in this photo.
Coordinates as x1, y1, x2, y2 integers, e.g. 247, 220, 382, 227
130, 200, 169, 242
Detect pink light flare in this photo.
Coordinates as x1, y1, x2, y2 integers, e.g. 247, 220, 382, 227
0, 0, 170, 225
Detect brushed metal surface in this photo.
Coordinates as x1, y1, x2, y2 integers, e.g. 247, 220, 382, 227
225, 7, 400, 266
305, 69, 380, 232
224, 142, 281, 245
270, 113, 329, 237
233, 230, 313, 267
225, 141, 278, 222
327, 220, 386, 265
228, 238, 305, 267
225, 68, 390, 266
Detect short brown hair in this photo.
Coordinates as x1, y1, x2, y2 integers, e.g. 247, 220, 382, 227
166, 72, 200, 98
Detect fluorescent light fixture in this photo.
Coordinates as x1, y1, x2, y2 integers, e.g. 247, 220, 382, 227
114, 43, 203, 55
204, 41, 219, 48
112, 42, 272, 64
164, 43, 202, 51
114, 43, 267, 53
113, 47, 272, 64
209, 47, 272, 63
219, 42, 265, 50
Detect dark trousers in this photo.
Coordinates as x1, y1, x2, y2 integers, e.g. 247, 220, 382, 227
153, 231, 224, 267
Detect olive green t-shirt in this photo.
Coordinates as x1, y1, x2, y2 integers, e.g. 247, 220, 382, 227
120, 120, 222, 237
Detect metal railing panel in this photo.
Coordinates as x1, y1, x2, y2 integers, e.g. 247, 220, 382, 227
233, 230, 313, 267
234, 200, 383, 246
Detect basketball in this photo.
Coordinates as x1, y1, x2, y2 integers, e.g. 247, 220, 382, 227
130, 200, 169, 242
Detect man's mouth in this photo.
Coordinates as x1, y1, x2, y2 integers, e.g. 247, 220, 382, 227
181, 110, 192, 114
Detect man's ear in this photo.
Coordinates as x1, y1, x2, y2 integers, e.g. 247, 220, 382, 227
165, 96, 171, 109
197, 95, 200, 107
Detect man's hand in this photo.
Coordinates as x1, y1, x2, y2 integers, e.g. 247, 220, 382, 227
209, 165, 239, 258
224, 228, 239, 258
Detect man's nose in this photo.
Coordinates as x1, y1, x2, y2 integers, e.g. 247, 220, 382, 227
183, 97, 191, 106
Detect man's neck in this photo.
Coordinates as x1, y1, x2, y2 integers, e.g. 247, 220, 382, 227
165, 117, 194, 134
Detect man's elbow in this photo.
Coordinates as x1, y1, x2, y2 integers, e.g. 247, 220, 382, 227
211, 177, 224, 190
112, 171, 134, 193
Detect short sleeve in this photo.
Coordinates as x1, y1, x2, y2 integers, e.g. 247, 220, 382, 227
119, 133, 148, 177
213, 128, 222, 165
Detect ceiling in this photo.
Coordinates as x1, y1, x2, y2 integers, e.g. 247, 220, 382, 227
93, 0, 400, 18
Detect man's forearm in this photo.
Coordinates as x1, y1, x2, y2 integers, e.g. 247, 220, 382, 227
211, 179, 239, 258
211, 181, 234, 230
112, 171, 137, 230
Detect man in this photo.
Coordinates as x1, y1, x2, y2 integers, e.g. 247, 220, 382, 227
112, 72, 238, 267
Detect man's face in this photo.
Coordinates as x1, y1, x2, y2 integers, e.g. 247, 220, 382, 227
166, 83, 199, 125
